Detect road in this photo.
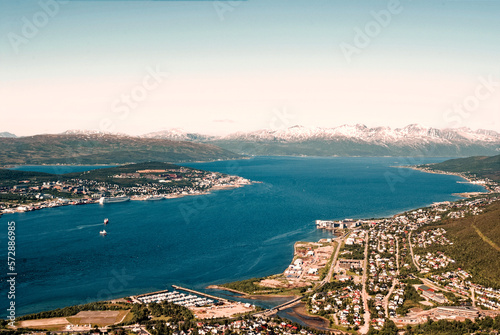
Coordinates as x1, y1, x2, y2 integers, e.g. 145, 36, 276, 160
359, 232, 371, 335
408, 231, 421, 272
319, 233, 344, 287
383, 237, 400, 318
396, 237, 400, 273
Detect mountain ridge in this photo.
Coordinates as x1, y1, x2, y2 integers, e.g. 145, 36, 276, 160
142, 124, 500, 157
0, 133, 241, 165
0, 132, 17, 138
420, 154, 500, 182
2, 125, 499, 162
142, 124, 500, 142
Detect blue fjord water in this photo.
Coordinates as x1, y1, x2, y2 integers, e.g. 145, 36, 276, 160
0, 157, 486, 316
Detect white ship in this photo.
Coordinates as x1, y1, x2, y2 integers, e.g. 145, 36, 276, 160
145, 195, 164, 201
99, 196, 130, 204
99, 230, 107, 236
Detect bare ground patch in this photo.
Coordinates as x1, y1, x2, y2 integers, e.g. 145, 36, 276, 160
66, 310, 128, 327
17, 317, 70, 330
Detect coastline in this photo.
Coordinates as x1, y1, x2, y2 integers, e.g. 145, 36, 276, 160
206, 285, 249, 296
204, 167, 498, 331
0, 181, 256, 215
1, 156, 252, 170
7, 159, 499, 323
279, 303, 333, 332
404, 165, 482, 185
399, 165, 493, 194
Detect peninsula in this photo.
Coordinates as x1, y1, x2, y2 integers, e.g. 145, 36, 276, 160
0, 162, 252, 214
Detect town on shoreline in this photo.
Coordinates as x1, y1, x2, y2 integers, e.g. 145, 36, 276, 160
0, 162, 253, 216
3, 163, 500, 335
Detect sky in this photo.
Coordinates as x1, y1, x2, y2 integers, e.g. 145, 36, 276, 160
1, 0, 500, 136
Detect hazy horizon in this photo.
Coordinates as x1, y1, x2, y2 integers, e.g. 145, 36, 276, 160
2, 0, 500, 136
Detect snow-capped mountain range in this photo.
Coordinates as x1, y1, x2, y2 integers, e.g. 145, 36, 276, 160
142, 124, 500, 157
142, 124, 500, 144
3, 125, 499, 157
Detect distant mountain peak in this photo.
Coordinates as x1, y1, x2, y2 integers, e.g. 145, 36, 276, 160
61, 129, 130, 137
141, 128, 215, 141
63, 129, 109, 136
0, 132, 17, 138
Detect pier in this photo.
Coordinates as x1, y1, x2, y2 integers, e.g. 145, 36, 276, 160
172, 285, 229, 303
136, 289, 170, 298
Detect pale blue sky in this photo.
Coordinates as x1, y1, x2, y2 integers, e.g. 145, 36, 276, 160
1, 0, 499, 136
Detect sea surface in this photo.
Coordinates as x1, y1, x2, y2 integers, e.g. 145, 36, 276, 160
11, 165, 117, 174
0, 156, 486, 316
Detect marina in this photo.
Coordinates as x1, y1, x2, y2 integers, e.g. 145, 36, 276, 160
136, 290, 217, 307
133, 286, 255, 319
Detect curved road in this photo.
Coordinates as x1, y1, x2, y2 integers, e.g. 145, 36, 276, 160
408, 231, 421, 272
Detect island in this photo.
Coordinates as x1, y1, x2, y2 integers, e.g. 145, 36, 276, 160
0, 162, 252, 215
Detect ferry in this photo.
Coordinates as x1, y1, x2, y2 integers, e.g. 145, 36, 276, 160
104, 218, 109, 225
145, 195, 164, 201
99, 230, 107, 236
99, 196, 130, 204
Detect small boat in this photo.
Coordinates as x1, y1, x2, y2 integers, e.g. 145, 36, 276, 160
104, 218, 109, 225
100, 230, 107, 236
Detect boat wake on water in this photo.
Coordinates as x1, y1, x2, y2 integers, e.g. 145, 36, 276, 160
263, 227, 306, 244
67, 223, 105, 232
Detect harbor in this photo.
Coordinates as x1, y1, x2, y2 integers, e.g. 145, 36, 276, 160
131, 286, 255, 319
136, 290, 217, 308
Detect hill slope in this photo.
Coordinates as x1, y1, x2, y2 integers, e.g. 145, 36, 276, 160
419, 201, 500, 288
0, 169, 56, 187
422, 154, 500, 182
0, 134, 241, 165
